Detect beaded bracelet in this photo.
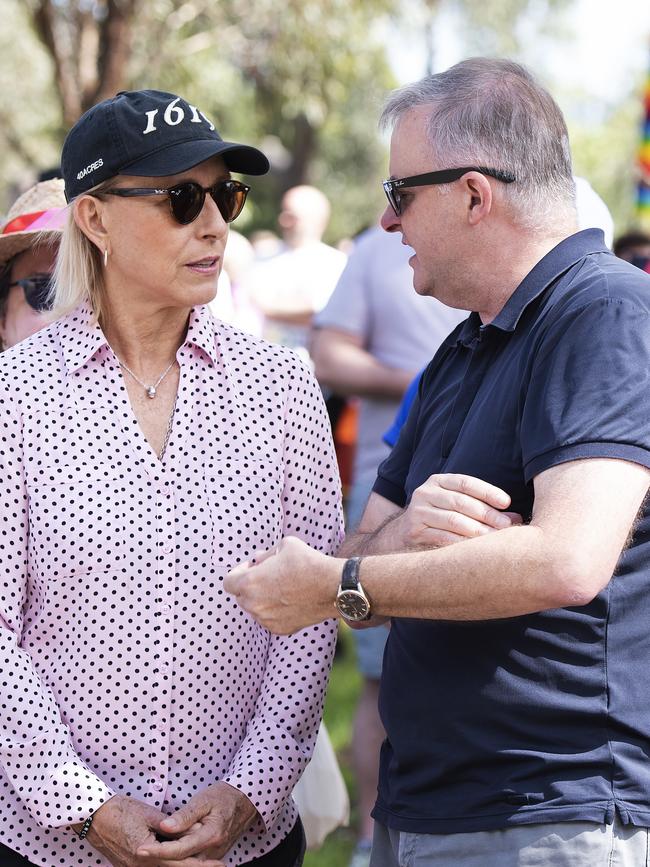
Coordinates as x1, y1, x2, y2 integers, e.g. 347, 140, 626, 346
78, 813, 94, 840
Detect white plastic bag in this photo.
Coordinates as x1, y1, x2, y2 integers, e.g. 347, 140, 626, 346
293, 722, 350, 849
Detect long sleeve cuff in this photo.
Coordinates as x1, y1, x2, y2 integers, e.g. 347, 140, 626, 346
1, 728, 116, 828
223, 717, 313, 832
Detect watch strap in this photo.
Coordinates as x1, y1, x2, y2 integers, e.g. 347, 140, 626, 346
341, 556, 363, 591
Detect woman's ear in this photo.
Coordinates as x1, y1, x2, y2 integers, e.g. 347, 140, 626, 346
73, 195, 110, 255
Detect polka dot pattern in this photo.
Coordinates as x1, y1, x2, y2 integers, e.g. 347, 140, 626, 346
0, 304, 343, 866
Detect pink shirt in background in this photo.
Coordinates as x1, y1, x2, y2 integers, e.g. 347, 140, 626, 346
0, 303, 343, 866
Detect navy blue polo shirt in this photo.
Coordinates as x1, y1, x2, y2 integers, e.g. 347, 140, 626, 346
372, 230, 650, 835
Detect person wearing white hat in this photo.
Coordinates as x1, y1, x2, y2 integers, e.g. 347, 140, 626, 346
0, 178, 67, 350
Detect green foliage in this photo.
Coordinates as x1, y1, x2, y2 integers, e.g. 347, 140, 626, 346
568, 86, 645, 235
0, 0, 397, 238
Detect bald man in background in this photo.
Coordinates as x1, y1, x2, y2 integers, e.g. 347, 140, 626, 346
242, 185, 347, 359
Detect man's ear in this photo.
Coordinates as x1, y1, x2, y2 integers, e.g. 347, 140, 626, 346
462, 172, 493, 226
73, 195, 110, 255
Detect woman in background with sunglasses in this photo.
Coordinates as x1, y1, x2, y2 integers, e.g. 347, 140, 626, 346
0, 90, 342, 867
0, 178, 67, 350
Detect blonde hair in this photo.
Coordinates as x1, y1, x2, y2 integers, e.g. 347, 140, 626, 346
48, 180, 113, 323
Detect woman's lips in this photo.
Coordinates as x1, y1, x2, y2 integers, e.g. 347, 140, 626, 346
185, 257, 220, 274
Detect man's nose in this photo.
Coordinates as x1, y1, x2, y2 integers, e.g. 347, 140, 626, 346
380, 203, 401, 233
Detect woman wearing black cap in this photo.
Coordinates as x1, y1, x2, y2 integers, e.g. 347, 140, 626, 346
0, 90, 342, 867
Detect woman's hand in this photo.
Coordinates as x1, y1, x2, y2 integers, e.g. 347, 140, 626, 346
135, 782, 258, 865
74, 794, 172, 867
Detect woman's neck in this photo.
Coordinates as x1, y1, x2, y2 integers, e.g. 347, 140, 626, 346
100, 299, 190, 376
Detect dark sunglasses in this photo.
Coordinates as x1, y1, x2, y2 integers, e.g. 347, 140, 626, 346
8, 274, 52, 311
382, 166, 516, 216
103, 179, 251, 225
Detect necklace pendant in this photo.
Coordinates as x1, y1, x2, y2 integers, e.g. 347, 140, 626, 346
146, 385, 156, 399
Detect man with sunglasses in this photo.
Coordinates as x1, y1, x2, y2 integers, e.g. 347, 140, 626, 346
0, 178, 67, 350
226, 58, 650, 866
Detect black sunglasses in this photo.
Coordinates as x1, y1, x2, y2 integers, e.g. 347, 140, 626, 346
8, 274, 52, 311
382, 166, 516, 216
103, 179, 251, 225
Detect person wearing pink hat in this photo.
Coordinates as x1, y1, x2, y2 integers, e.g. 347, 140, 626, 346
0, 178, 67, 350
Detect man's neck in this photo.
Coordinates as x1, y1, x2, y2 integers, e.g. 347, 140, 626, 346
477, 224, 577, 324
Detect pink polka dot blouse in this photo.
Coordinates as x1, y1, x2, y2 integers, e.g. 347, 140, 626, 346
0, 303, 343, 866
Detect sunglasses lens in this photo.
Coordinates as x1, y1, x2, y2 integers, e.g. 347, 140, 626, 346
383, 182, 400, 217
211, 182, 249, 223
21, 275, 52, 311
169, 183, 205, 224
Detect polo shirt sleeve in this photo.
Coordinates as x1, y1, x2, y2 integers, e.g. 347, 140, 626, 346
373, 377, 425, 507
313, 242, 370, 339
522, 296, 650, 482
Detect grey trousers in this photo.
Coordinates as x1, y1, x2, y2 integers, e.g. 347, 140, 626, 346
370, 817, 650, 867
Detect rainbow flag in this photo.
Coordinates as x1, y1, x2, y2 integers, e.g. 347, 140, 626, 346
638, 51, 650, 227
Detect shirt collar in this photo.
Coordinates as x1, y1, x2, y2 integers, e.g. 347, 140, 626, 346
490, 229, 609, 333
57, 303, 108, 374
58, 302, 219, 374
185, 304, 219, 366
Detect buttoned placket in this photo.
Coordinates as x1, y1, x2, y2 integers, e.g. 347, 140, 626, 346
440, 327, 500, 460
105, 349, 190, 805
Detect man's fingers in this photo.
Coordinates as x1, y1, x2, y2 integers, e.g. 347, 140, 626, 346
424, 507, 499, 538
224, 563, 248, 594
434, 473, 512, 510
415, 492, 515, 530
225, 548, 276, 596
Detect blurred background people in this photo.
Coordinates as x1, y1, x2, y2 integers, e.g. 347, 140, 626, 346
311, 225, 464, 867
209, 229, 263, 334
242, 184, 347, 359
0, 178, 67, 350
613, 230, 650, 271
574, 175, 614, 248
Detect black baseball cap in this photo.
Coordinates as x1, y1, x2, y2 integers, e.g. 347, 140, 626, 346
61, 89, 270, 202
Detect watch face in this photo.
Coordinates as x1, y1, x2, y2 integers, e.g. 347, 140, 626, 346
336, 590, 370, 621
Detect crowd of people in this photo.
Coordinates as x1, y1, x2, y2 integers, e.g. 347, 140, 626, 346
1, 58, 650, 867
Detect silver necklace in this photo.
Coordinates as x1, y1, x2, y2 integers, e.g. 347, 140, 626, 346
118, 358, 176, 399
158, 393, 177, 461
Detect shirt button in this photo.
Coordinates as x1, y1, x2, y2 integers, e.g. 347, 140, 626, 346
153, 781, 164, 793
161, 604, 172, 615
162, 544, 173, 555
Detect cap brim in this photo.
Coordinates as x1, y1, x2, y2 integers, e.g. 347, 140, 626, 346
119, 138, 270, 179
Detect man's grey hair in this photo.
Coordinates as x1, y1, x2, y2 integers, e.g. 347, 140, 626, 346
380, 58, 576, 231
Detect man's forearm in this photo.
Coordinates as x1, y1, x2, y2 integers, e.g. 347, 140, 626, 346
338, 511, 406, 557
355, 523, 596, 622
314, 342, 414, 399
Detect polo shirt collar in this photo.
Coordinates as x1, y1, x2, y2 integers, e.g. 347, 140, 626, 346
489, 228, 609, 334
58, 302, 219, 374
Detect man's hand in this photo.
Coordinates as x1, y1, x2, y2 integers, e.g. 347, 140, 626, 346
72, 794, 174, 867
359, 474, 522, 554
135, 782, 258, 865
225, 537, 339, 634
